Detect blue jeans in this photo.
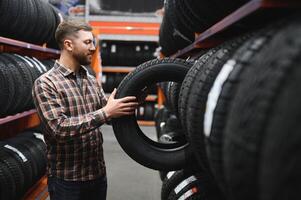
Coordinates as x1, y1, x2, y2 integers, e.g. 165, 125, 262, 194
47, 176, 107, 200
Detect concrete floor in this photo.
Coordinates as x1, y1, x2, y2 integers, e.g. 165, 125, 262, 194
102, 125, 162, 200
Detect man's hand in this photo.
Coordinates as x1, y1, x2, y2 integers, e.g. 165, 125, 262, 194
103, 88, 139, 119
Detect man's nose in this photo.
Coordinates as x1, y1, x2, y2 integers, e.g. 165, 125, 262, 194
90, 43, 96, 51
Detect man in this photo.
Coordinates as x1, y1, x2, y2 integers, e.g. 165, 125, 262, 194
32, 20, 138, 200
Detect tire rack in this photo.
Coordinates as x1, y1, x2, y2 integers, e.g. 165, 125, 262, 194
153, 0, 300, 118
170, 0, 300, 59
0, 36, 60, 200
90, 21, 161, 126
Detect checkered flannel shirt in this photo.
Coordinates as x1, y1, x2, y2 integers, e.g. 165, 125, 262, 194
32, 61, 108, 181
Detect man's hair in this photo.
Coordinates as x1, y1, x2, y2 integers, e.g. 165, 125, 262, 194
55, 20, 92, 49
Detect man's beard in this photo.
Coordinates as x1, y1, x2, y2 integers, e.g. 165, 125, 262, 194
74, 52, 92, 66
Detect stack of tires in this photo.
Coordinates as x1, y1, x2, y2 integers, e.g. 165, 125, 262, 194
111, 3, 301, 198
0, 130, 47, 200
159, 0, 250, 56
0, 0, 64, 49
101, 40, 158, 66
0, 53, 54, 117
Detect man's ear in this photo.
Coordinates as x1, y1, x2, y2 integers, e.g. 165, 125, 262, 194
64, 39, 73, 51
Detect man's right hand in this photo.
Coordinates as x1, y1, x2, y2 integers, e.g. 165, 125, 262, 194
103, 88, 138, 119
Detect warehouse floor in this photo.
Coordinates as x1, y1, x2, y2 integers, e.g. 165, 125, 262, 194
45, 124, 162, 200
102, 124, 161, 200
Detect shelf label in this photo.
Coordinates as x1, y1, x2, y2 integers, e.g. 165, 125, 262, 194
4, 144, 28, 162
111, 45, 117, 53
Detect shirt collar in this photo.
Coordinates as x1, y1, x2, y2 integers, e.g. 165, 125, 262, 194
55, 61, 88, 77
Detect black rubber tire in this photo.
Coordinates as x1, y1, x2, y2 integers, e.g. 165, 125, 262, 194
42, 2, 56, 44
47, 4, 61, 49
0, 150, 24, 199
159, 171, 168, 182
204, 30, 266, 194
12, 138, 46, 179
23, 56, 44, 76
211, 0, 250, 17
164, 82, 174, 110
0, 0, 10, 33
0, 58, 15, 117
8, 0, 21, 39
163, 169, 220, 200
0, 145, 34, 193
259, 32, 301, 200
178, 48, 218, 134
168, 82, 181, 115
161, 170, 196, 200
222, 18, 296, 200
0, 152, 15, 200
174, 0, 208, 33
166, 0, 194, 44
16, 55, 41, 81
4, 54, 32, 112
0, 55, 23, 115
32, 0, 49, 44
32, 57, 48, 73
0, 0, 19, 38
168, 82, 177, 113
112, 58, 194, 170
185, 36, 250, 176
159, 8, 193, 56
17, 131, 47, 155
4, 142, 39, 183
40, 60, 55, 71
167, 175, 201, 200
3, 54, 33, 110
21, 0, 37, 42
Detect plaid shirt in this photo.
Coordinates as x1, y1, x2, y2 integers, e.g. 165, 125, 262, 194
32, 61, 108, 181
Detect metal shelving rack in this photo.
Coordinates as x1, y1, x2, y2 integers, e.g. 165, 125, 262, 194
0, 36, 60, 200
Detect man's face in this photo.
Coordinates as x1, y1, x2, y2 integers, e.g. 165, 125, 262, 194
71, 30, 96, 66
